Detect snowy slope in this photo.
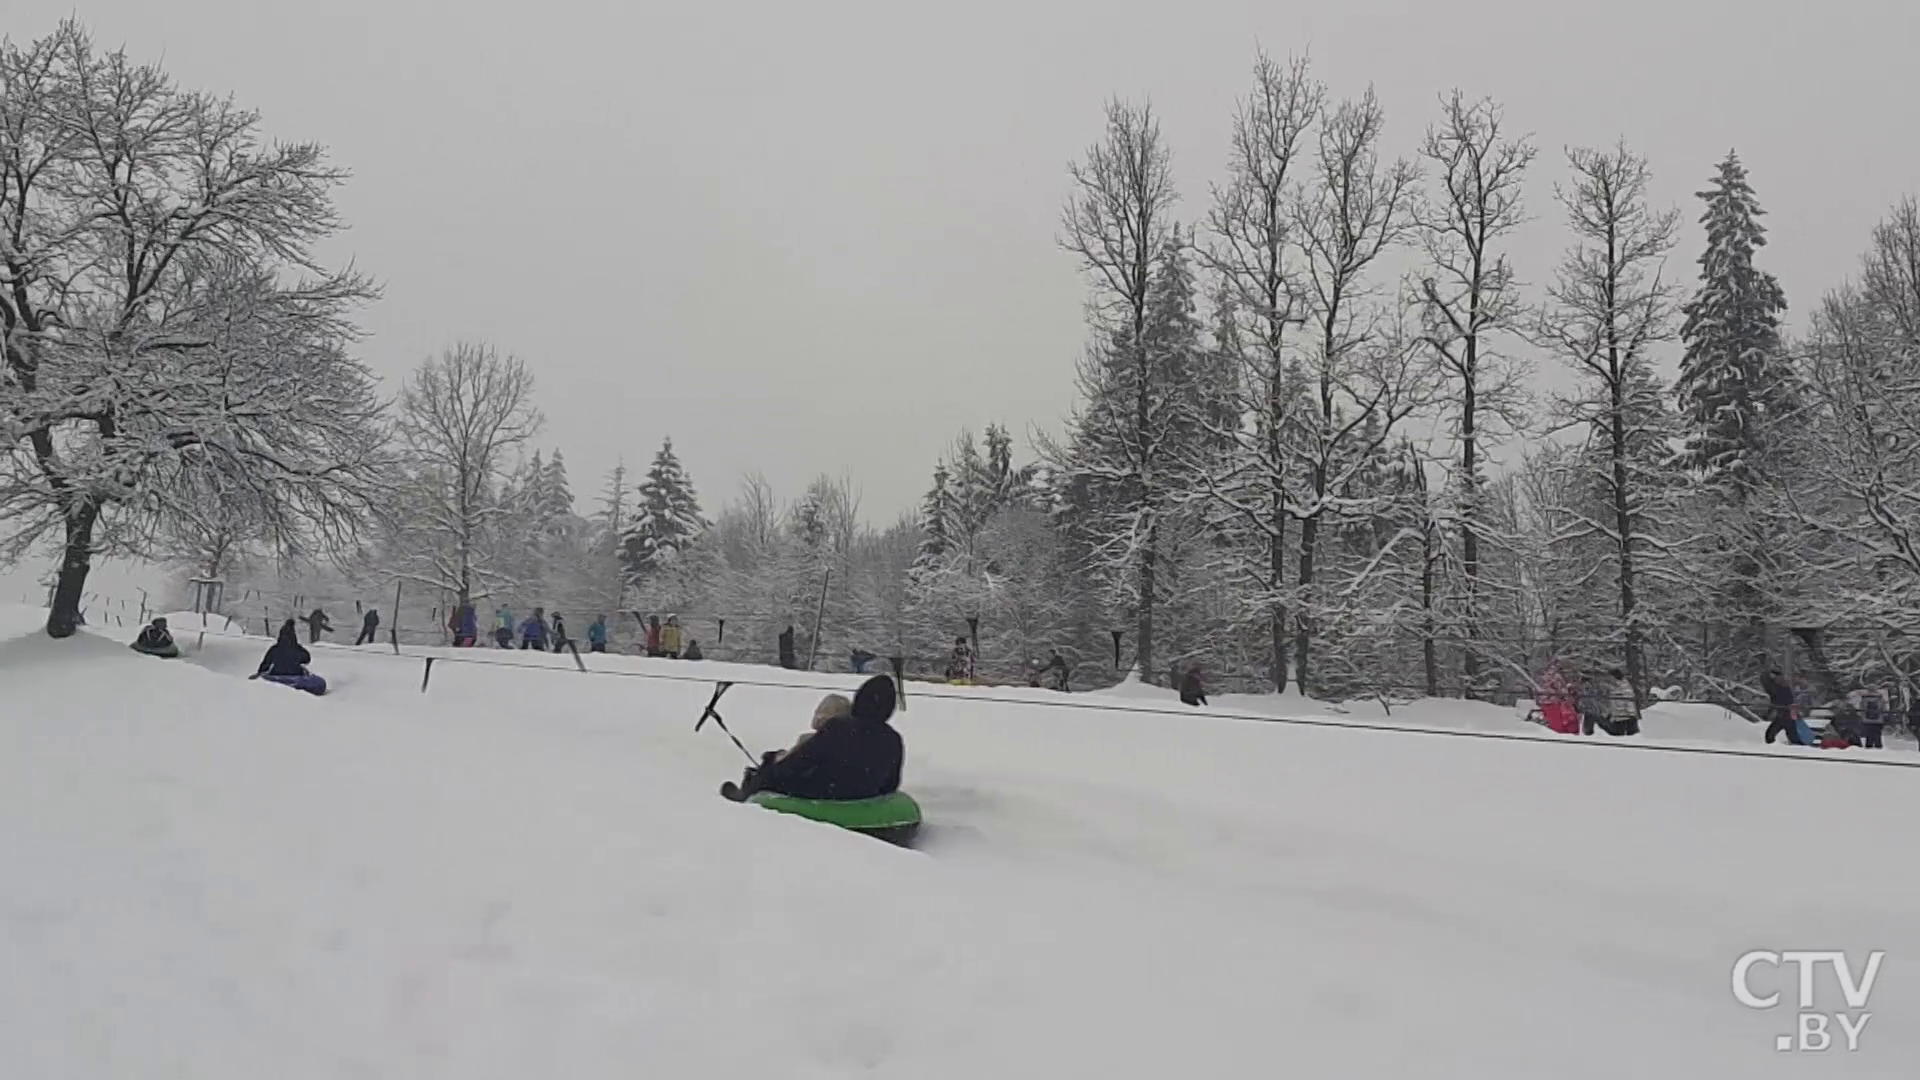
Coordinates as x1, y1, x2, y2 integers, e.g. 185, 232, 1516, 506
2, 606, 1915, 1078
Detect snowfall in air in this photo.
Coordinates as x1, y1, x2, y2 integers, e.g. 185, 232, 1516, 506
1, 604, 1915, 1078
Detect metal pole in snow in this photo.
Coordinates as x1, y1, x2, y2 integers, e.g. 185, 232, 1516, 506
805, 568, 830, 672
391, 580, 404, 654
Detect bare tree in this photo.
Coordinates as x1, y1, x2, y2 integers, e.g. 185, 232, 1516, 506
1287, 90, 1424, 694
1196, 51, 1322, 690
1, 23, 386, 636
1537, 143, 1682, 703
1417, 91, 1537, 695
1052, 98, 1181, 682
390, 342, 542, 610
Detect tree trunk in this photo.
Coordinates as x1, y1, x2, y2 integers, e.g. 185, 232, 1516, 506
1296, 515, 1320, 696
1421, 521, 1440, 698
1608, 335, 1646, 709
1270, 478, 1288, 692
1460, 371, 1481, 698
46, 500, 102, 639
1138, 516, 1157, 685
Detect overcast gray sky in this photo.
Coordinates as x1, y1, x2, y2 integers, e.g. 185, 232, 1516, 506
12, 0, 1920, 525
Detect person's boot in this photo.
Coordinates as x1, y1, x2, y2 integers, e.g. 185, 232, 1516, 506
720, 780, 744, 801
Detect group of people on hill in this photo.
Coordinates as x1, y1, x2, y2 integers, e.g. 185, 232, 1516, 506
1760, 668, 1896, 749
1537, 658, 1903, 748
1536, 663, 1641, 737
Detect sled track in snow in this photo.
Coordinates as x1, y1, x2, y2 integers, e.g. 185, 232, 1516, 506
169, 625, 1920, 771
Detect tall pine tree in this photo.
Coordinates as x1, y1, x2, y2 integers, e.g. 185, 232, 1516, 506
1674, 152, 1795, 678
622, 438, 707, 582
1676, 152, 1793, 485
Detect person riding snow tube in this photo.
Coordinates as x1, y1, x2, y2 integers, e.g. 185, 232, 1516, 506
722, 675, 917, 841
130, 617, 181, 658
255, 619, 327, 695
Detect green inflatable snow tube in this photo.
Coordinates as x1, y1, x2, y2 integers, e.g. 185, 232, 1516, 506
747, 790, 922, 842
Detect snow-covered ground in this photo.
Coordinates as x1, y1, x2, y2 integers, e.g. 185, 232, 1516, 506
3, 604, 1915, 1077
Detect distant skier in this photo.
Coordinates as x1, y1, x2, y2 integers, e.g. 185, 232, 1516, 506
494, 605, 514, 648
303, 607, 332, 644
778, 625, 798, 669
1179, 662, 1208, 707
356, 608, 380, 646
587, 615, 609, 653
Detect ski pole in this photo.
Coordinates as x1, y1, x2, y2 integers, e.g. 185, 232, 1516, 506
694, 681, 758, 764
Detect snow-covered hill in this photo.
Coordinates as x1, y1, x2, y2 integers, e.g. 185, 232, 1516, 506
2, 605, 1913, 1077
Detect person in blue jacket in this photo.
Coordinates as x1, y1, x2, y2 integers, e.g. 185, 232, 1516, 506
586, 615, 609, 653
519, 607, 549, 650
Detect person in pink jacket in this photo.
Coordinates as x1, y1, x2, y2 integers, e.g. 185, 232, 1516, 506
1539, 661, 1579, 734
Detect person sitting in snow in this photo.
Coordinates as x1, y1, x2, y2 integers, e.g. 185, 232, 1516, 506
131, 617, 179, 658
722, 675, 904, 802
256, 619, 313, 679
1179, 662, 1208, 707
683, 638, 704, 661
772, 692, 851, 762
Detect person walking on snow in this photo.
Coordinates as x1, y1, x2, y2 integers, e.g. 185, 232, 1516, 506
1606, 668, 1640, 736
778, 625, 798, 669
1848, 685, 1887, 749
520, 608, 549, 650
1179, 662, 1208, 707
494, 605, 514, 648
450, 603, 478, 647
587, 615, 608, 653
646, 615, 663, 658
356, 608, 380, 646
304, 607, 332, 643
660, 615, 683, 659
550, 612, 570, 652
1761, 669, 1804, 745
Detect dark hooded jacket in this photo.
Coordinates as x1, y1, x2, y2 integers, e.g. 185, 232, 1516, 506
747, 675, 904, 800
258, 620, 312, 677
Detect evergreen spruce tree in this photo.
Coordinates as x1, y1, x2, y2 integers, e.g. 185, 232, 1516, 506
1676, 152, 1793, 487
621, 438, 707, 582
542, 450, 575, 521
913, 464, 958, 567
